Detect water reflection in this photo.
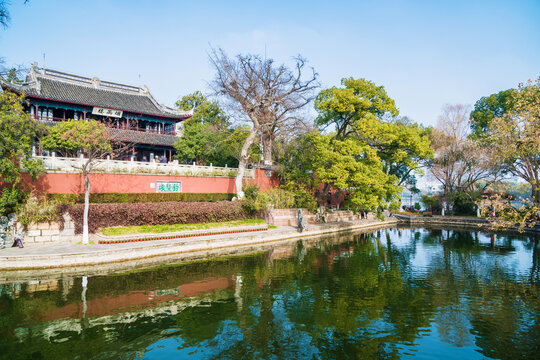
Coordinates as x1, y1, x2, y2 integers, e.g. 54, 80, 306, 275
0, 227, 539, 359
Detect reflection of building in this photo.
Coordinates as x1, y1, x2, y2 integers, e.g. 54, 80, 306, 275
1, 64, 193, 161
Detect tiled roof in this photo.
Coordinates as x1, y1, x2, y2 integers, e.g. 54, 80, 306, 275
108, 128, 177, 147
1, 66, 193, 120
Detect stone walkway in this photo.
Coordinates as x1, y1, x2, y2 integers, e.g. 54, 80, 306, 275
0, 219, 397, 271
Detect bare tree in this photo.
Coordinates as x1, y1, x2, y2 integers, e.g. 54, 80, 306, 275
0, 58, 28, 82
209, 48, 319, 197
430, 104, 500, 199
0, 0, 29, 29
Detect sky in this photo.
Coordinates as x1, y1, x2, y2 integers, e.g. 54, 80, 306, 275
1, 0, 539, 127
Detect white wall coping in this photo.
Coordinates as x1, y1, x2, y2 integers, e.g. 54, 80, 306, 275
33, 155, 255, 178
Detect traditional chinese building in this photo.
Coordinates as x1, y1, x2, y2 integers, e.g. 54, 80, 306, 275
1, 64, 193, 161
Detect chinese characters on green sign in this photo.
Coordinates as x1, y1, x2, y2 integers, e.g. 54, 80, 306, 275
156, 181, 182, 193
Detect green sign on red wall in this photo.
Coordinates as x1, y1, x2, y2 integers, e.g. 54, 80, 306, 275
156, 181, 182, 193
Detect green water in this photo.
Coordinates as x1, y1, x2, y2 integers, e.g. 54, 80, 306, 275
0, 227, 539, 359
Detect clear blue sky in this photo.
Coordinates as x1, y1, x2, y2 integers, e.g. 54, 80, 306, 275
1, 0, 539, 126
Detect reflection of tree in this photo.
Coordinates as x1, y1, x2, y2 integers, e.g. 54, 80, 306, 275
417, 228, 540, 360
1, 228, 539, 359
435, 303, 474, 347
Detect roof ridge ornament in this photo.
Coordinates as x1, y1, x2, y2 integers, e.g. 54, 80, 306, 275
91, 77, 101, 88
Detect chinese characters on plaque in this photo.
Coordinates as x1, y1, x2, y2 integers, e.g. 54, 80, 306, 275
92, 107, 123, 118
156, 181, 182, 193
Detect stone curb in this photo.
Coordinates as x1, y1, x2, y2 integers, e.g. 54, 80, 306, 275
0, 219, 398, 270
94, 224, 269, 244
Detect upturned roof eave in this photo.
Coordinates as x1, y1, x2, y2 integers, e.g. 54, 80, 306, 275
9, 90, 191, 121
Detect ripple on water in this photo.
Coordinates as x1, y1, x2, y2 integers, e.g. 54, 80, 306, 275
1, 226, 539, 360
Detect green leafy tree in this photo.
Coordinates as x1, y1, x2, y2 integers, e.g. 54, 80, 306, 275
174, 92, 243, 166
41, 120, 115, 244
175, 91, 230, 130
174, 123, 259, 167
310, 78, 432, 210
0, 91, 44, 216
223, 125, 261, 165
360, 118, 433, 187
479, 79, 540, 230
315, 77, 399, 140
315, 78, 431, 186
421, 194, 441, 212
174, 121, 219, 165
486, 79, 540, 204
470, 89, 514, 140
278, 130, 320, 187
308, 133, 400, 211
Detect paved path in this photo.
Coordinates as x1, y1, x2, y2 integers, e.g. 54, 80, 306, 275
0, 219, 398, 272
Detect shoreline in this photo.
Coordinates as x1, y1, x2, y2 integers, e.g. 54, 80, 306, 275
0, 218, 398, 274
2, 214, 537, 278
394, 213, 540, 235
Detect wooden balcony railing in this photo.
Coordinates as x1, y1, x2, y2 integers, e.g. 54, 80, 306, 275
35, 117, 177, 136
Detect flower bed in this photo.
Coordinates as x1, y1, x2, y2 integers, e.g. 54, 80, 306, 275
96, 224, 268, 244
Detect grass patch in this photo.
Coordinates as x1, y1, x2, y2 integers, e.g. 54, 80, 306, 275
268, 225, 277, 229
100, 218, 266, 236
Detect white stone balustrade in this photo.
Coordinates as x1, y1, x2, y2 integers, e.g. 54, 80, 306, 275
33, 155, 254, 178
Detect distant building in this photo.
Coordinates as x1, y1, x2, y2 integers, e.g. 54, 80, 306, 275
1, 64, 193, 161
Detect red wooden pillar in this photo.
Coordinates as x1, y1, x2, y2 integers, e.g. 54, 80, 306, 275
162, 120, 165, 134
83, 110, 86, 121
169, 149, 172, 161
35, 104, 38, 119
63, 109, 66, 120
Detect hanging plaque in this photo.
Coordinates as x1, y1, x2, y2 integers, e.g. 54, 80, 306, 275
92, 107, 123, 118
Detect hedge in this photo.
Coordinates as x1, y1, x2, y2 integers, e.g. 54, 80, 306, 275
48, 192, 234, 204
62, 201, 252, 234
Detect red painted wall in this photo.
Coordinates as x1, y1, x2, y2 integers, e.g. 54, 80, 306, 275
23, 169, 280, 194
252, 169, 281, 191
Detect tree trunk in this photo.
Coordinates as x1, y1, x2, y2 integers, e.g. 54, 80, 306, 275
235, 127, 259, 199
532, 181, 540, 205
261, 127, 273, 164
82, 170, 91, 245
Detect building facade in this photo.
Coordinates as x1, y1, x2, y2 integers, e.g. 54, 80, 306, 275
1, 64, 193, 161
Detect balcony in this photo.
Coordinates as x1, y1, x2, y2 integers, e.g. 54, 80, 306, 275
36, 117, 177, 136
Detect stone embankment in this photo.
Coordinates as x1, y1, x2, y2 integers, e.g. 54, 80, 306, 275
0, 217, 397, 271
394, 214, 540, 234
270, 209, 364, 226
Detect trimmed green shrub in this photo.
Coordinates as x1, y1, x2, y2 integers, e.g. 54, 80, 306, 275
48, 192, 234, 204
17, 194, 62, 226
62, 201, 252, 234
449, 191, 481, 216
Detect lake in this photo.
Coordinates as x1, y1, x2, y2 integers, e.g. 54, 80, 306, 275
0, 226, 539, 359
